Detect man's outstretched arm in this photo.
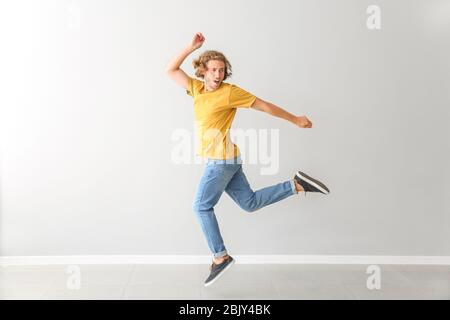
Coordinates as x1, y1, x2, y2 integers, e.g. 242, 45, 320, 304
165, 32, 205, 90
251, 97, 313, 128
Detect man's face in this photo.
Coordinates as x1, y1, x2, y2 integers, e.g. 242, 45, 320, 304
203, 60, 225, 91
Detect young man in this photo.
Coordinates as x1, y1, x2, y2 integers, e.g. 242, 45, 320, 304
165, 32, 330, 287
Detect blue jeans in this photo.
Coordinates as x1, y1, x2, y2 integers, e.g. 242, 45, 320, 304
193, 156, 297, 258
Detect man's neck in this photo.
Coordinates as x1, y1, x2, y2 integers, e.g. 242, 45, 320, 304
203, 84, 217, 93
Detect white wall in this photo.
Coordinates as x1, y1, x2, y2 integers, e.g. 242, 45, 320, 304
0, 0, 449, 257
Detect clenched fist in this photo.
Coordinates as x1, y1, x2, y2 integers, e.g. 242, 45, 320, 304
294, 115, 313, 128
190, 32, 205, 51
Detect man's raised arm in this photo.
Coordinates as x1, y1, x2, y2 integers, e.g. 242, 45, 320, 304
165, 32, 205, 90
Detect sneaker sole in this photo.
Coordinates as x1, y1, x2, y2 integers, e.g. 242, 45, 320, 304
204, 259, 235, 287
296, 172, 330, 194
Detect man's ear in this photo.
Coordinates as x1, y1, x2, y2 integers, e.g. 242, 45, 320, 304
197, 66, 205, 77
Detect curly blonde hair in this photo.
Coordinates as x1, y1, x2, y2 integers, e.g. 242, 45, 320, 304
192, 50, 232, 80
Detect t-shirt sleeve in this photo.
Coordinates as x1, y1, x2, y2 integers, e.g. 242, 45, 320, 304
229, 84, 257, 109
186, 76, 202, 97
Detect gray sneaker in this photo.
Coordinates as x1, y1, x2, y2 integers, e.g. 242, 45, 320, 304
294, 171, 330, 195
204, 256, 235, 287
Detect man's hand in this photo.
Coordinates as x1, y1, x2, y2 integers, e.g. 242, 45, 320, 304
294, 115, 313, 128
190, 32, 205, 51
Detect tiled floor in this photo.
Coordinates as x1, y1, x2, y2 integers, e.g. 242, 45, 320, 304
1, 264, 449, 300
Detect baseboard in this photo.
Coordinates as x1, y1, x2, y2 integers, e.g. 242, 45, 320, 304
1, 255, 450, 266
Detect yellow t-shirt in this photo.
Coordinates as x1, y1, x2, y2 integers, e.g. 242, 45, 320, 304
187, 76, 257, 159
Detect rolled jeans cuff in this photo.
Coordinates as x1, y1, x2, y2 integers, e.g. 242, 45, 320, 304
290, 179, 298, 195
214, 250, 228, 259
